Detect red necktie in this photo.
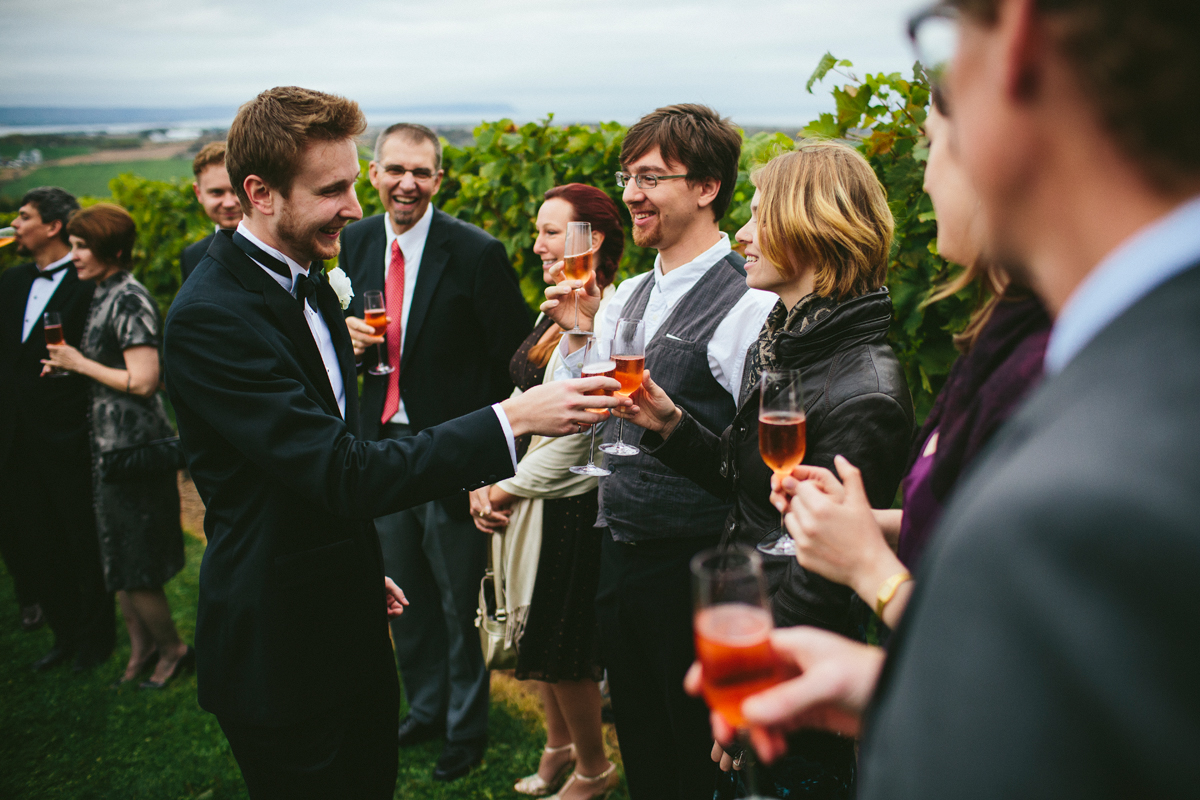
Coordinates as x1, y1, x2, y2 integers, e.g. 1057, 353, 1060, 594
381, 240, 405, 423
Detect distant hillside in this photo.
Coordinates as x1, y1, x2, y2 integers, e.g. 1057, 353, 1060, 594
0, 107, 237, 126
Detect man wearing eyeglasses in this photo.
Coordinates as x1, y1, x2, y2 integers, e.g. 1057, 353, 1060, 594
544, 104, 776, 800
698, 1, 1200, 798
339, 122, 531, 782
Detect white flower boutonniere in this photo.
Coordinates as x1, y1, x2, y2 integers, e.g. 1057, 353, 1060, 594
327, 266, 354, 310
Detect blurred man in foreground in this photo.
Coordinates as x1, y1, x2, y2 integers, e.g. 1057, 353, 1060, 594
698, 1, 1200, 797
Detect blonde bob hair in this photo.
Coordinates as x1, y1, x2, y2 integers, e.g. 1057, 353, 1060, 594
752, 140, 893, 300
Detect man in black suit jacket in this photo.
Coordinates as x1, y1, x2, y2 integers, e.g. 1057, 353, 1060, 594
698, 2, 1200, 798
339, 122, 531, 781
165, 87, 618, 800
179, 142, 242, 283
0, 187, 113, 671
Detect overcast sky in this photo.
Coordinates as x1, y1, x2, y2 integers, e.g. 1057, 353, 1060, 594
5, 0, 925, 128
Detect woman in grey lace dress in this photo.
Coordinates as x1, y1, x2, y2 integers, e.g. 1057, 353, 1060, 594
43, 203, 190, 689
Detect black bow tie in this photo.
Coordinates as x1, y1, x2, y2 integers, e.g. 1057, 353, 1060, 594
231, 231, 316, 306
34, 263, 70, 280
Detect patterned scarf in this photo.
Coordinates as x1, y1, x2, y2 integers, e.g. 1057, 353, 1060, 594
741, 292, 841, 403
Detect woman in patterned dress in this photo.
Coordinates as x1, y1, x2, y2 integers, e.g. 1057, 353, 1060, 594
469, 184, 625, 800
43, 203, 190, 689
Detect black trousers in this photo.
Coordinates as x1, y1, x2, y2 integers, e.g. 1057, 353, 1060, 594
218, 684, 400, 800
595, 530, 721, 800
4, 429, 113, 660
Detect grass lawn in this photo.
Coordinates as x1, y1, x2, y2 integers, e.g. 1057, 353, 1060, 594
0, 159, 193, 199
0, 531, 630, 799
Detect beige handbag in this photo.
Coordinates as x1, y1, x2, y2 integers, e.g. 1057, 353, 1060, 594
476, 547, 518, 670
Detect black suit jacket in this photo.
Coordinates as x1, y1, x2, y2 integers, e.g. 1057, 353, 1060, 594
164, 231, 514, 725
0, 262, 94, 474
859, 261, 1200, 799
179, 232, 215, 284
339, 209, 531, 441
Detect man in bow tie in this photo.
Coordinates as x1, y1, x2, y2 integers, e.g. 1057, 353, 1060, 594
164, 86, 622, 800
0, 187, 115, 673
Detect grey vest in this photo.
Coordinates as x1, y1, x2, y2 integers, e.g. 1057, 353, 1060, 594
598, 253, 750, 542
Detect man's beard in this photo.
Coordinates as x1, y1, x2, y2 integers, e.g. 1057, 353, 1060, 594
389, 203, 421, 231
278, 205, 340, 264
629, 207, 662, 249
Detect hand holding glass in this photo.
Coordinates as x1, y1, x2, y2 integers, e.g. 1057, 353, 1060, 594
692, 545, 784, 799
599, 318, 645, 457
569, 337, 614, 477
43, 311, 68, 377
562, 222, 594, 335
362, 290, 394, 376
757, 369, 806, 556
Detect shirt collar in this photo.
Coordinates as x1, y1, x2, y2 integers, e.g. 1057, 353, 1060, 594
651, 233, 732, 291
385, 204, 434, 261
39, 252, 74, 273
1045, 192, 1200, 374
236, 220, 311, 295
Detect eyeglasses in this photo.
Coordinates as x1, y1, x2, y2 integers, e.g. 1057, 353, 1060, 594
381, 165, 438, 181
615, 171, 688, 190
907, 3, 961, 90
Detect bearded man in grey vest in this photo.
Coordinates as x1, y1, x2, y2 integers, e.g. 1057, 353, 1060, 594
543, 104, 776, 800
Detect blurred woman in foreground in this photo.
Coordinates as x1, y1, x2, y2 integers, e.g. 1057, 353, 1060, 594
470, 184, 624, 800
43, 203, 190, 689
775, 100, 1052, 630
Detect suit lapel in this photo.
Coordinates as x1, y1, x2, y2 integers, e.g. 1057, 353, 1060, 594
313, 269, 359, 425
402, 209, 450, 371
211, 233, 342, 419
3, 264, 37, 348
363, 216, 386, 298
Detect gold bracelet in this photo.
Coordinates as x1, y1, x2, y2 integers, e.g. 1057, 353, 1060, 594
875, 570, 913, 619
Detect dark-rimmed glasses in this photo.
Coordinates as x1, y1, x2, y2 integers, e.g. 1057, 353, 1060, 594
379, 165, 439, 181
907, 3, 961, 90
615, 171, 688, 190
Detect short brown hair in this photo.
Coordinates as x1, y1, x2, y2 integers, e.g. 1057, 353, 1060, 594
752, 141, 894, 300
620, 104, 742, 221
226, 86, 366, 209
374, 123, 443, 171
948, 0, 1200, 190
192, 141, 227, 177
66, 203, 137, 270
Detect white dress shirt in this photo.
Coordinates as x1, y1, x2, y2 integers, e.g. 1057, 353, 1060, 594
21, 253, 73, 342
1045, 193, 1200, 375
382, 205, 433, 425
561, 234, 776, 404
236, 222, 346, 418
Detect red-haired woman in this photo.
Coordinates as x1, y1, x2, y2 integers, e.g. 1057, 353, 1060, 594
470, 184, 624, 800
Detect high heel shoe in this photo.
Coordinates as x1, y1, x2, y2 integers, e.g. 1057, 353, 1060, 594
139, 645, 194, 690
546, 761, 619, 800
110, 647, 159, 689
514, 742, 576, 796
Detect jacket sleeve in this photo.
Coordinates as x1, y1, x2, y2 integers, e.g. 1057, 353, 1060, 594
164, 299, 514, 519
805, 391, 914, 508
640, 407, 735, 501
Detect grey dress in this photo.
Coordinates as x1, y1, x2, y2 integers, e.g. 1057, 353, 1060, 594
81, 271, 184, 592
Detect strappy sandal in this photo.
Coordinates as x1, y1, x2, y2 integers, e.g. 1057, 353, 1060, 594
547, 761, 619, 800
514, 742, 577, 796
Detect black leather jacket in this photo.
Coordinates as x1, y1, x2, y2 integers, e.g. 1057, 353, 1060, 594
643, 288, 914, 636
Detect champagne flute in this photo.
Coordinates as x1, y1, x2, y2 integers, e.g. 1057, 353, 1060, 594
756, 369, 807, 556
598, 317, 645, 457
569, 336, 614, 477
362, 290, 394, 376
561, 222, 594, 336
691, 545, 784, 800
43, 311, 68, 378
0, 226, 16, 247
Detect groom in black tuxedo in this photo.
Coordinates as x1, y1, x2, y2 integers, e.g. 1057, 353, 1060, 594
164, 86, 622, 800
